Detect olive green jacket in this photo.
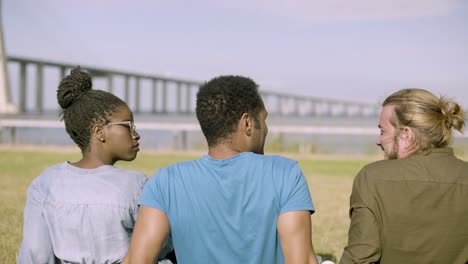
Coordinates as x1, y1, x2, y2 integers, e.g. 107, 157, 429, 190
340, 148, 468, 264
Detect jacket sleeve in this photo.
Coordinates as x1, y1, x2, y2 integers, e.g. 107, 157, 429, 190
340, 168, 381, 264
17, 182, 55, 264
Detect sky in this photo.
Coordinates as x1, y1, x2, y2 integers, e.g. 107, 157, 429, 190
3, 0, 468, 107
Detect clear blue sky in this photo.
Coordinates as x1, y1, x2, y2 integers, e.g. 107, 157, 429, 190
4, 0, 468, 107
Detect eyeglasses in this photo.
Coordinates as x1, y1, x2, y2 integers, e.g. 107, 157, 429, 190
106, 121, 137, 135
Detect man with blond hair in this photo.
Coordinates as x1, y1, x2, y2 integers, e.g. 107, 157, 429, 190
341, 88, 468, 263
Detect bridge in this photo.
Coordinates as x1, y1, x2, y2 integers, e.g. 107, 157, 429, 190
1, 56, 467, 154
3, 56, 380, 117
0, 56, 388, 152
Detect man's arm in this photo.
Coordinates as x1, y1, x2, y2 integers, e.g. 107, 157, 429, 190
339, 170, 381, 264
277, 210, 319, 264
123, 206, 170, 264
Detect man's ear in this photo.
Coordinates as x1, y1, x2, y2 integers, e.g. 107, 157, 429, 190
92, 124, 106, 143
399, 126, 413, 150
240, 113, 252, 136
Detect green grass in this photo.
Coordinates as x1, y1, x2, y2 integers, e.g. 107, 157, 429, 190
0, 146, 378, 263
295, 157, 376, 261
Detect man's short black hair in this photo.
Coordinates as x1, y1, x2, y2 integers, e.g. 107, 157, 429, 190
196, 75, 264, 147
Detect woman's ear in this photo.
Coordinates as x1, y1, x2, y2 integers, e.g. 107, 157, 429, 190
92, 124, 106, 143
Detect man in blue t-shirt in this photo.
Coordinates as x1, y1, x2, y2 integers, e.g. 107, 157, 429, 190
124, 75, 319, 264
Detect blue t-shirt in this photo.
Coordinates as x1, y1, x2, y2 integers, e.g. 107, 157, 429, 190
139, 152, 315, 264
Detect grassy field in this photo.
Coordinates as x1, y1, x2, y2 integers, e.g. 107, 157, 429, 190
0, 145, 379, 263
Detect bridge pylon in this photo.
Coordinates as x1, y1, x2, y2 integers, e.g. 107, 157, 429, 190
0, 0, 17, 114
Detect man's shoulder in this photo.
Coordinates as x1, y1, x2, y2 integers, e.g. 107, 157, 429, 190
151, 158, 201, 179
252, 153, 298, 167
357, 159, 404, 180
153, 153, 299, 176
364, 159, 399, 171
166, 158, 201, 170
357, 155, 433, 182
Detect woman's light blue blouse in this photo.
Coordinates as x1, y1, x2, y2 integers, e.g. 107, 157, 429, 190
18, 162, 151, 263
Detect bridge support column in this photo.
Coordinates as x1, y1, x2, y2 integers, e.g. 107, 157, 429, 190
171, 130, 187, 150
0, 4, 17, 114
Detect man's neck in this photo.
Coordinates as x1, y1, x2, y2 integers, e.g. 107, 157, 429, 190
208, 144, 245, 160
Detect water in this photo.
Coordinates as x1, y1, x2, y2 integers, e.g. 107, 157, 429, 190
2, 114, 466, 155
1, 126, 385, 155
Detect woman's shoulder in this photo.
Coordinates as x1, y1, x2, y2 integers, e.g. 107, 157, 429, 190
112, 167, 146, 177
110, 167, 147, 186
32, 162, 69, 182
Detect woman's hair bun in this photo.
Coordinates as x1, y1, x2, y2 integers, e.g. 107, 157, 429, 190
57, 67, 93, 109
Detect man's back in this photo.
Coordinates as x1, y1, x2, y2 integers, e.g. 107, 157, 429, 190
342, 148, 468, 263
139, 152, 314, 264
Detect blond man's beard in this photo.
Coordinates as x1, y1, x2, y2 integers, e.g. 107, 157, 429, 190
384, 136, 400, 160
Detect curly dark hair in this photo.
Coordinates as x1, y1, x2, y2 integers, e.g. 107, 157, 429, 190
196, 75, 264, 147
57, 67, 127, 152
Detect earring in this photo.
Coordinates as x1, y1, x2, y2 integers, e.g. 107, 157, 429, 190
100, 138, 105, 142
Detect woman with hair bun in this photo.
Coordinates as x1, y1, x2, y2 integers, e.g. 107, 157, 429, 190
18, 68, 173, 264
